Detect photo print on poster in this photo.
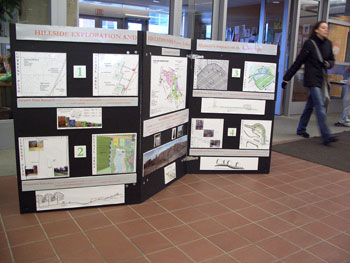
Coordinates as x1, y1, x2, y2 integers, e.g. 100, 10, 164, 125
93, 53, 139, 96
190, 118, 224, 148
154, 133, 161, 147
243, 61, 276, 93
16, 51, 67, 97
19, 136, 69, 180
57, 108, 102, 129
200, 157, 259, 171
36, 184, 125, 211
177, 124, 184, 138
164, 162, 176, 184
171, 127, 177, 140
150, 56, 187, 117
239, 119, 272, 149
193, 59, 229, 90
92, 133, 137, 175
143, 135, 187, 177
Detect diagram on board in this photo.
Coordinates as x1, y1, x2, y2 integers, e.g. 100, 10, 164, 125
243, 61, 276, 92
239, 119, 272, 149
193, 59, 229, 90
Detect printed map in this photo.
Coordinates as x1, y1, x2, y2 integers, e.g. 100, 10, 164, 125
243, 61, 276, 93
93, 53, 139, 96
150, 56, 187, 117
93, 133, 136, 175
193, 59, 229, 90
16, 51, 67, 97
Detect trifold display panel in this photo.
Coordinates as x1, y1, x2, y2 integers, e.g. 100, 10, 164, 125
187, 40, 279, 174
11, 24, 143, 213
140, 32, 192, 201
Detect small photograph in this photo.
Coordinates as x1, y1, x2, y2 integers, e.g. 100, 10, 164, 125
25, 165, 38, 177
177, 125, 184, 138
29, 140, 44, 151
54, 166, 69, 176
196, 120, 204, 130
171, 127, 177, 140
203, 129, 214, 137
210, 140, 221, 148
154, 133, 161, 147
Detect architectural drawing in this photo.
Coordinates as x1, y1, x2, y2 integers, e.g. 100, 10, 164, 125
201, 98, 266, 115
200, 157, 259, 170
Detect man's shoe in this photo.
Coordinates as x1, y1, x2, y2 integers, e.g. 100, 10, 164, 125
334, 122, 346, 127
297, 132, 310, 138
323, 136, 338, 146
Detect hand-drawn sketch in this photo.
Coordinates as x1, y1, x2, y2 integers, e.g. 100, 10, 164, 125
201, 98, 266, 115
36, 184, 125, 211
243, 61, 276, 93
239, 119, 272, 149
200, 157, 259, 170
193, 59, 229, 90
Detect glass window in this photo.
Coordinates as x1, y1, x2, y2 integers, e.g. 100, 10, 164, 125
79, 18, 96, 28
264, 0, 284, 45
181, 0, 213, 39
128, 22, 142, 31
291, 0, 319, 102
226, 0, 260, 42
329, 0, 350, 22
102, 20, 118, 29
79, 1, 169, 33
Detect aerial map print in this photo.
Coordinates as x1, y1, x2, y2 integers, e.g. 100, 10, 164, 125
150, 56, 187, 117
193, 59, 229, 90
243, 61, 276, 93
92, 133, 137, 175
93, 53, 139, 96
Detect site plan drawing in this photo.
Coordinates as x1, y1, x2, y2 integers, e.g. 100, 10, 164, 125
92, 133, 137, 175
150, 56, 187, 117
201, 98, 266, 115
36, 184, 124, 211
200, 157, 259, 170
57, 108, 102, 129
239, 119, 272, 149
93, 53, 139, 96
243, 61, 276, 92
16, 51, 67, 97
19, 136, 69, 180
193, 59, 229, 90
190, 118, 224, 148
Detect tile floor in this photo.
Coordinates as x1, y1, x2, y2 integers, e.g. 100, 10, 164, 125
0, 151, 349, 263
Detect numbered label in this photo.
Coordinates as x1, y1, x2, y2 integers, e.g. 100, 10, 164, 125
74, 145, 86, 158
232, 68, 241, 78
74, 65, 86, 78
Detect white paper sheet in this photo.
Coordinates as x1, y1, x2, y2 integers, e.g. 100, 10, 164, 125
200, 157, 259, 170
36, 184, 125, 211
190, 118, 224, 148
57, 108, 102, 129
243, 61, 276, 93
193, 59, 229, 90
150, 56, 187, 117
16, 51, 67, 97
239, 119, 272, 149
164, 162, 176, 184
93, 53, 139, 96
201, 98, 266, 115
19, 136, 69, 180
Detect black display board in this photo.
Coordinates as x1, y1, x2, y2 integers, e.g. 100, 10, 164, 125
138, 32, 192, 201
186, 40, 279, 174
11, 24, 144, 213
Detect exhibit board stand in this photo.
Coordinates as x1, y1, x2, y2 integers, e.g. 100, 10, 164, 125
11, 24, 278, 213
187, 40, 279, 174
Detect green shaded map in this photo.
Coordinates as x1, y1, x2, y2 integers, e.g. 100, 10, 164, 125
250, 66, 275, 90
243, 61, 276, 92
96, 134, 136, 174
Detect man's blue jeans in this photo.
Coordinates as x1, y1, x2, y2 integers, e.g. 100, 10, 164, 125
297, 87, 332, 142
